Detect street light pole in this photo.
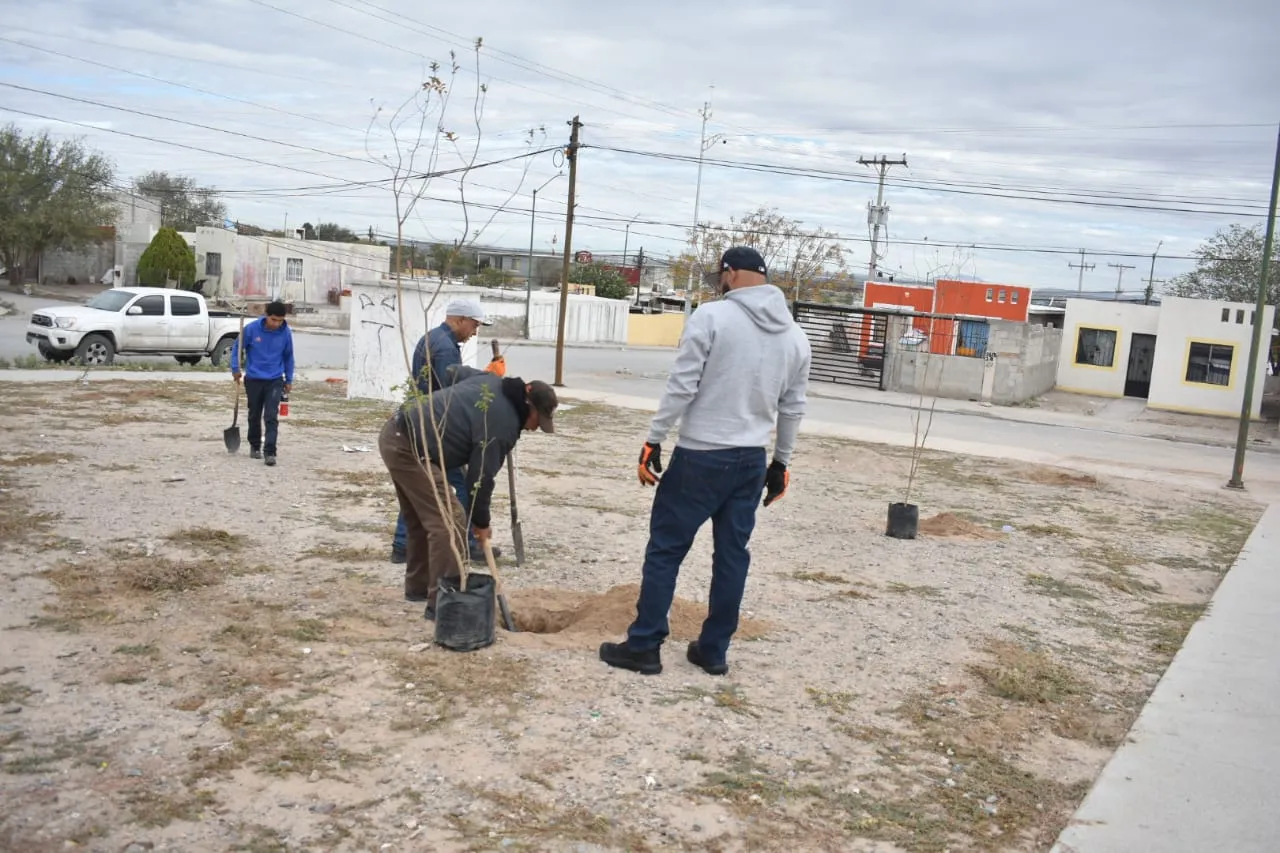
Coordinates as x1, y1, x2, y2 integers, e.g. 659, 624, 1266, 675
686, 95, 726, 315
524, 173, 562, 339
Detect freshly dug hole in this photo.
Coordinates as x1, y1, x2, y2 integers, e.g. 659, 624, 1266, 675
508, 584, 770, 640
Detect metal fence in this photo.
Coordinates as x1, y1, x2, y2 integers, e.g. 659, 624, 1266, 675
793, 302, 891, 389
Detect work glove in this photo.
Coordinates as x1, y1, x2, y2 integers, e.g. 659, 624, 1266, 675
637, 442, 663, 486
485, 355, 507, 377
763, 459, 789, 507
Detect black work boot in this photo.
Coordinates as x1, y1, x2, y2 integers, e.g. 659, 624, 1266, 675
686, 642, 729, 676
250, 449, 262, 460
599, 642, 662, 675
264, 454, 277, 467
389, 546, 407, 565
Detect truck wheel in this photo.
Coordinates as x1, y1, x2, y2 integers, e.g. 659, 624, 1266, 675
175, 355, 202, 366
75, 334, 115, 366
210, 338, 234, 367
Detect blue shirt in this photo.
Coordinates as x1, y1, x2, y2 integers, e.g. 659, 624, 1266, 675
411, 322, 463, 395
230, 317, 295, 384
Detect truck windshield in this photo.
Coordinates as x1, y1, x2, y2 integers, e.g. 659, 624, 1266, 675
85, 291, 136, 312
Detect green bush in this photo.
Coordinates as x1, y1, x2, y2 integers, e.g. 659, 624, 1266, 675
137, 227, 197, 287
571, 262, 631, 300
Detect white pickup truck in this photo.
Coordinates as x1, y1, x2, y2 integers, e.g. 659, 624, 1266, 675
25, 287, 247, 366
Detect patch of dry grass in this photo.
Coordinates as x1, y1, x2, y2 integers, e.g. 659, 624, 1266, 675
885, 581, 944, 599
165, 527, 248, 553
124, 785, 218, 827
1026, 572, 1099, 600
788, 570, 847, 584
968, 639, 1086, 705
0, 451, 77, 467
450, 786, 654, 852
300, 542, 385, 562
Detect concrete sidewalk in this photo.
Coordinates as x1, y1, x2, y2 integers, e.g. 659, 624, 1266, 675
1052, 503, 1280, 853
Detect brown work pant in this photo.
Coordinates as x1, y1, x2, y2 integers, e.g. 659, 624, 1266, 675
378, 416, 466, 606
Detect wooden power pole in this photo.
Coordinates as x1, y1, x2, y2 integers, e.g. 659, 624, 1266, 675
554, 116, 582, 388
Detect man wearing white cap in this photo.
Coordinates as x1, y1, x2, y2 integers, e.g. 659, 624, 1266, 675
390, 297, 506, 563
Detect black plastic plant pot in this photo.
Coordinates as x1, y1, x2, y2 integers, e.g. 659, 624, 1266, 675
886, 502, 919, 540
434, 573, 496, 652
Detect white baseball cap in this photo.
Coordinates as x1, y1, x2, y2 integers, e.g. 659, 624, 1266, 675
444, 298, 492, 325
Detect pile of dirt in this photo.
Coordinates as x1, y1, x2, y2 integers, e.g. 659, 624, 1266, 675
918, 512, 1003, 540
508, 584, 771, 641
1024, 467, 1099, 487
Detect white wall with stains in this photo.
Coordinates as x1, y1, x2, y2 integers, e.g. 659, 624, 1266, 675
346, 280, 480, 402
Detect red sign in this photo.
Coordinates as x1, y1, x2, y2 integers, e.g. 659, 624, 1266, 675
574, 250, 593, 264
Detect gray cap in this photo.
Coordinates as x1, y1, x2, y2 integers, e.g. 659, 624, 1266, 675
444, 298, 492, 325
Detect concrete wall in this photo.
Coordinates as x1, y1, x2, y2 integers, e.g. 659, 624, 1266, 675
989, 320, 1062, 403
885, 316, 1061, 403
1148, 296, 1277, 419
346, 280, 481, 403
528, 292, 629, 344
628, 312, 685, 347
1056, 300, 1161, 397
39, 191, 162, 286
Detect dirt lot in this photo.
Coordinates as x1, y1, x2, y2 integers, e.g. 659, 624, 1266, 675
0, 378, 1264, 852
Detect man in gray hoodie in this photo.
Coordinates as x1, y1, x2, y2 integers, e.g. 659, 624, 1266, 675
600, 246, 811, 676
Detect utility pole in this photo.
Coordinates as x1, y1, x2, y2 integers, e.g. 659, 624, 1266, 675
687, 94, 727, 315
553, 116, 582, 388
859, 154, 908, 283
1068, 249, 1095, 293
1143, 241, 1163, 305
1228, 121, 1280, 491
1107, 262, 1136, 300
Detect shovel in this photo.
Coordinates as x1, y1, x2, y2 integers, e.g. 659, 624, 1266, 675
491, 339, 526, 566
223, 315, 246, 453
481, 538, 517, 632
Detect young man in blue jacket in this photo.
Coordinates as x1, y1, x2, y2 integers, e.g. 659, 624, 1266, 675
600, 246, 811, 676
230, 300, 295, 467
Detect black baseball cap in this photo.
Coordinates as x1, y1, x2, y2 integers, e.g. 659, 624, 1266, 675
720, 246, 767, 276
527, 380, 558, 433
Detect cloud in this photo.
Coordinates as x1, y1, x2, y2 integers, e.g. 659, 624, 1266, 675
2, 0, 1276, 293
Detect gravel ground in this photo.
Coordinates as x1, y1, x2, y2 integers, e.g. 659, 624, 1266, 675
0, 378, 1263, 852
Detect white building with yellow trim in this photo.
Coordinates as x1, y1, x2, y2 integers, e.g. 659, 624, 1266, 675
1055, 296, 1275, 419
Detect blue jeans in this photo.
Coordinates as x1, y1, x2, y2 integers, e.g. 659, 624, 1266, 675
627, 447, 767, 663
244, 378, 283, 454
393, 466, 473, 552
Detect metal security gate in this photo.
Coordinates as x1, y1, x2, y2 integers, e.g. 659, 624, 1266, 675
793, 302, 889, 389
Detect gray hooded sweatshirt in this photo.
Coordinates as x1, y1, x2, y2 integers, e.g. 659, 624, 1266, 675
647, 284, 811, 465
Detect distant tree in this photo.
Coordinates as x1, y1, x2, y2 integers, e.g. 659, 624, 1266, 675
0, 124, 116, 286
314, 222, 361, 243
301, 221, 317, 240
571, 261, 631, 300
132, 171, 226, 232
136, 227, 197, 287
673, 207, 847, 301
1168, 224, 1278, 312
475, 266, 512, 288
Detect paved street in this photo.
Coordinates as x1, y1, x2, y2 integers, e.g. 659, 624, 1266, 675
5, 289, 1279, 501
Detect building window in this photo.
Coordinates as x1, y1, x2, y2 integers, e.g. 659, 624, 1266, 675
1221, 308, 1231, 322
1185, 342, 1233, 386
1075, 327, 1117, 367
985, 288, 993, 302
998, 290, 1007, 303
205, 251, 222, 277
1236, 309, 1245, 324
171, 295, 200, 316
285, 258, 303, 282
1011, 291, 1020, 304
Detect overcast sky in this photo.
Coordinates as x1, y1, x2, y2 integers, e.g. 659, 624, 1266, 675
2, 0, 1277, 292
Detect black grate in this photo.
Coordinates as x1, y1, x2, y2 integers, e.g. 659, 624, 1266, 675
793, 302, 889, 389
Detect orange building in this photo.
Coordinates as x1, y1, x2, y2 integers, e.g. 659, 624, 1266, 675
861, 278, 1032, 356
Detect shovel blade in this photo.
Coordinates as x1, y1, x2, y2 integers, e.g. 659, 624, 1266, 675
511, 522, 525, 567
224, 426, 241, 454
497, 593, 517, 633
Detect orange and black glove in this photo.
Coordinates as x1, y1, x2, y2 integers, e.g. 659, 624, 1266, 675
485, 355, 507, 377
763, 460, 788, 506
637, 442, 663, 486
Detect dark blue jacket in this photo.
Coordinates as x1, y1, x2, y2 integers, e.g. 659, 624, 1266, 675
411, 322, 468, 395
231, 317, 295, 383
